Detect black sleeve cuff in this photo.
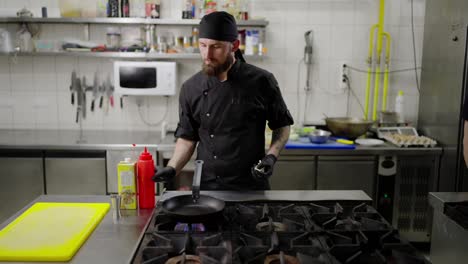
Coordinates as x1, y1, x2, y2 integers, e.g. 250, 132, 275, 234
268, 109, 294, 130
174, 124, 200, 141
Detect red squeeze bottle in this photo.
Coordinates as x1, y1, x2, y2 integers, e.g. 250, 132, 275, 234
137, 147, 155, 209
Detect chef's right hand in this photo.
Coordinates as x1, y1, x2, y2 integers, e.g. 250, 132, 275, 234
152, 166, 176, 182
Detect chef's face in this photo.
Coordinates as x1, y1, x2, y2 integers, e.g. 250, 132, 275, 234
199, 38, 235, 76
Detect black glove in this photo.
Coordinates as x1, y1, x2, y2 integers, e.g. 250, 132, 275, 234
152, 166, 176, 182
251, 154, 277, 181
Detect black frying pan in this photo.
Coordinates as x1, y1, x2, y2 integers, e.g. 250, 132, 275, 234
161, 160, 225, 221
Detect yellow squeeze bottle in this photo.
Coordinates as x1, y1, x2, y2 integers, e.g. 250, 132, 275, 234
117, 157, 137, 209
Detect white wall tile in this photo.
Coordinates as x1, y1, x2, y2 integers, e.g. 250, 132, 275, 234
330, 25, 354, 61
33, 56, 56, 92
282, 1, 309, 25
102, 95, 130, 130
389, 60, 421, 96
395, 25, 424, 62
0, 57, 11, 94
33, 92, 59, 129
399, 0, 426, 26
285, 24, 323, 64
57, 91, 79, 129
308, 1, 332, 25
352, 25, 372, 61
0, 92, 13, 128
331, 0, 355, 26
310, 25, 331, 61
10, 57, 34, 94
12, 92, 35, 129
385, 0, 402, 26
263, 21, 285, 61
354, 0, 379, 26
0, 0, 427, 130
0, 106, 13, 128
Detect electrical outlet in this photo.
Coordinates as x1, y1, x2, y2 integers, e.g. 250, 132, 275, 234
342, 63, 349, 76
340, 63, 349, 91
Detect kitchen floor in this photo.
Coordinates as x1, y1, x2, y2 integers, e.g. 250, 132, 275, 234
411, 242, 431, 262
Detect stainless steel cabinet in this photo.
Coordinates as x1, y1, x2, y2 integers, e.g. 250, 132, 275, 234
0, 150, 44, 223
44, 150, 106, 195
393, 155, 439, 242
317, 156, 376, 197
270, 156, 316, 190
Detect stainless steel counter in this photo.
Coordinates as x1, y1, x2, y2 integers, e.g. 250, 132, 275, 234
281, 145, 442, 156
0, 129, 175, 151
0, 195, 153, 264
160, 190, 372, 202
0, 191, 371, 264
429, 192, 468, 211
429, 192, 468, 264
0, 129, 442, 155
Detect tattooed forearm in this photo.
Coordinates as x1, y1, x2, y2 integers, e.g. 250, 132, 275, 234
268, 126, 290, 157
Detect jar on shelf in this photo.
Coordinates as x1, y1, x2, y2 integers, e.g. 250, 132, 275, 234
205, 1, 217, 15
106, 27, 121, 50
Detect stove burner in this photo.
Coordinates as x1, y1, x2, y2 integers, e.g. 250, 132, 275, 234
308, 202, 390, 231
256, 222, 288, 232
264, 252, 300, 264
231, 203, 310, 232
165, 254, 201, 264
134, 201, 428, 264
174, 223, 206, 232
335, 217, 362, 230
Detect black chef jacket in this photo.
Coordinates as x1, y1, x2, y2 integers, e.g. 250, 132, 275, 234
464, 91, 468, 120
174, 59, 294, 190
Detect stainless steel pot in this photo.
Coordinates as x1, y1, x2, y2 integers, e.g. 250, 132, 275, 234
325, 117, 374, 139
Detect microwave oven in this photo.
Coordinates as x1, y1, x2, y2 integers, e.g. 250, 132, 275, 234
114, 61, 176, 96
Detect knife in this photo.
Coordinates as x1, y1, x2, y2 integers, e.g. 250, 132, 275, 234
91, 72, 99, 112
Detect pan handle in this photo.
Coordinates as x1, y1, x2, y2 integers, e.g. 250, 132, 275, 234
192, 160, 204, 202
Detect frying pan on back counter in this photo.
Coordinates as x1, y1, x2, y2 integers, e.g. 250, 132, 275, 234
161, 160, 225, 222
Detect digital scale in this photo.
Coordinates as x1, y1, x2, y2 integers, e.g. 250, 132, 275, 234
376, 126, 419, 139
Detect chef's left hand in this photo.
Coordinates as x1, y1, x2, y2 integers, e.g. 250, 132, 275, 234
251, 154, 277, 180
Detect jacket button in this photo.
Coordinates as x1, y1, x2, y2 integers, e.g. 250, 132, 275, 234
213, 155, 217, 159
210, 134, 214, 138
206, 113, 210, 117
216, 175, 220, 179
203, 91, 208, 96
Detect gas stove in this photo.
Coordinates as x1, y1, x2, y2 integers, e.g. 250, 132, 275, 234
132, 191, 429, 264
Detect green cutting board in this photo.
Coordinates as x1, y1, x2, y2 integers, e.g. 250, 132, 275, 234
0, 202, 110, 262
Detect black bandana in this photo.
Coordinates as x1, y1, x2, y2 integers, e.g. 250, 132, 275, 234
199, 11, 238, 42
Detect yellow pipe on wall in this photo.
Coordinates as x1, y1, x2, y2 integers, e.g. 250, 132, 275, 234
372, 66, 381, 121
382, 32, 391, 111
372, 0, 386, 121
364, 24, 379, 120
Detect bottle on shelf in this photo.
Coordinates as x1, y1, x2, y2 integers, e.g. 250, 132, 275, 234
151, 0, 160, 18
196, 0, 205, 18
108, 0, 119, 17
238, 0, 249, 20
395, 90, 405, 123
182, 0, 194, 19
220, 0, 238, 17
205, 0, 217, 15
121, 0, 130, 17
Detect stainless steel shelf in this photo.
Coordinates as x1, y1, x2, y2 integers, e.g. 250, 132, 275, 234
0, 51, 265, 60
0, 17, 268, 27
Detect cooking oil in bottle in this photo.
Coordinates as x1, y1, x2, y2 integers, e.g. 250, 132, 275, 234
117, 158, 137, 209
